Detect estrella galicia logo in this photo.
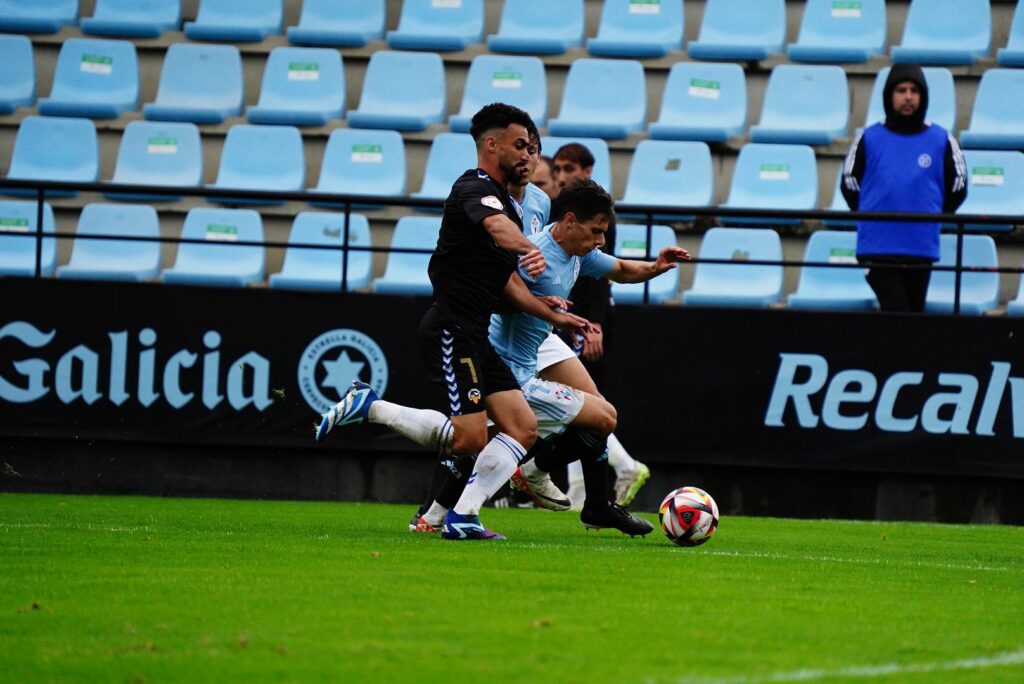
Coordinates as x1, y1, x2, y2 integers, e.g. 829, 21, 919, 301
297, 329, 388, 413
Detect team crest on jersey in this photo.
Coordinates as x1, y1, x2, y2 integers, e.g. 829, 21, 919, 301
573, 259, 581, 281
530, 215, 541, 234
554, 388, 575, 404
481, 195, 503, 211
468, 388, 482, 404
918, 154, 932, 168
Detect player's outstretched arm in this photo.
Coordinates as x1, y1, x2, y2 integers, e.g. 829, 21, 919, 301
501, 273, 592, 335
482, 214, 546, 277
606, 246, 690, 284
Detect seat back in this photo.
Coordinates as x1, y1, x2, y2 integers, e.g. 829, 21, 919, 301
651, 62, 746, 141
213, 124, 305, 193
693, 0, 785, 50
589, 0, 684, 55
1005, 2, 1024, 51
791, 0, 886, 51
351, 50, 445, 125
60, 203, 160, 279
185, 0, 282, 40
488, 0, 584, 54
271, 212, 372, 290
111, 120, 203, 190
541, 136, 613, 193
957, 150, 1024, 228
288, 0, 384, 46
751, 65, 848, 144
724, 143, 818, 221
40, 37, 139, 118
145, 43, 242, 123
166, 207, 264, 284
552, 58, 646, 137
373, 216, 441, 294
0, 34, 35, 114
964, 69, 1024, 137
0, 0, 78, 33
450, 55, 547, 131
610, 223, 680, 303
925, 233, 999, 314
789, 230, 877, 307
248, 46, 344, 125
621, 140, 713, 210
0, 200, 56, 276
898, 0, 990, 54
7, 115, 99, 186
823, 171, 855, 227
685, 227, 784, 305
316, 128, 407, 197
864, 66, 955, 130
413, 133, 477, 201
81, 0, 181, 37
388, 0, 483, 48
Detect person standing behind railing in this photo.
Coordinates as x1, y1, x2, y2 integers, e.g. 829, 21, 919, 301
841, 63, 967, 312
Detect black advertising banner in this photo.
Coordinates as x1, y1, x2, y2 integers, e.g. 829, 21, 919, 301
2, 278, 1024, 479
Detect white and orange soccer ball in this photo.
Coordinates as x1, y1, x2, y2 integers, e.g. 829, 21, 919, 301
658, 486, 719, 546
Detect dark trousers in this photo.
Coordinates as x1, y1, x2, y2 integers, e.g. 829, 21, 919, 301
862, 256, 932, 313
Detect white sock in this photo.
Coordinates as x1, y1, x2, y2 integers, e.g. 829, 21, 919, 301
453, 433, 526, 516
368, 401, 452, 454
607, 432, 638, 477
422, 501, 448, 527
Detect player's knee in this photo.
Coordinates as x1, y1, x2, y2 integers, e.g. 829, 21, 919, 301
452, 428, 488, 456
596, 403, 617, 438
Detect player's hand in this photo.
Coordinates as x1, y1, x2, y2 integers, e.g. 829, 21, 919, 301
653, 246, 691, 275
519, 249, 546, 278
582, 324, 604, 362
551, 311, 592, 337
538, 295, 572, 311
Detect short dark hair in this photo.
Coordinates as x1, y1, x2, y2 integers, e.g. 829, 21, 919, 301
469, 103, 535, 142
553, 143, 595, 170
526, 121, 541, 153
551, 178, 614, 224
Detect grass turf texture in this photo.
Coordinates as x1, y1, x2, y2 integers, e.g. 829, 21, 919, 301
1, 494, 1022, 683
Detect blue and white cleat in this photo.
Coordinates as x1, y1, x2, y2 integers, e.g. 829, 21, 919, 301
441, 510, 506, 540
315, 381, 378, 442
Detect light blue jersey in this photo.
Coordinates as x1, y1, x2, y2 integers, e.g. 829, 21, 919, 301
521, 183, 551, 235
490, 226, 616, 384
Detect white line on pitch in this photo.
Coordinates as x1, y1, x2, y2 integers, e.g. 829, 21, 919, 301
702, 549, 1016, 573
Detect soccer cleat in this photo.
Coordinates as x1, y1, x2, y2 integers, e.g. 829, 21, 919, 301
315, 381, 378, 442
580, 503, 654, 537
408, 512, 422, 531
441, 510, 506, 540
409, 515, 440, 534
510, 463, 572, 511
614, 462, 651, 507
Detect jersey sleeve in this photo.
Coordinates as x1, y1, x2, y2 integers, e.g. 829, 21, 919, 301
579, 248, 617, 279
459, 176, 512, 226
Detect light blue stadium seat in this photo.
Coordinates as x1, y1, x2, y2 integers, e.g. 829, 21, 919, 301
288, 0, 384, 47
0, 0, 77, 33
687, 0, 785, 61
891, 0, 991, 65
312, 129, 406, 202
1007, 270, 1024, 316
211, 125, 305, 205
541, 136, 613, 193
587, 0, 684, 59
246, 47, 344, 126
682, 227, 784, 308
81, 0, 180, 38
863, 66, 955, 131
750, 65, 849, 145
787, 230, 878, 311
347, 51, 445, 132
997, 2, 1024, 66
38, 38, 139, 119
959, 70, 1024, 150
184, 0, 282, 42
143, 43, 242, 124
412, 133, 476, 204
787, 0, 886, 64
0, 200, 56, 276
955, 150, 1024, 232
823, 171, 855, 228
610, 223, 680, 304
548, 59, 646, 140
269, 212, 372, 291
5, 116, 98, 198
0, 34, 34, 115
487, 0, 584, 55
925, 234, 999, 315
386, 0, 483, 52
108, 120, 202, 201
449, 55, 547, 132
57, 203, 161, 281
721, 144, 818, 227
619, 140, 713, 222
648, 62, 746, 143
162, 207, 264, 287
372, 216, 440, 295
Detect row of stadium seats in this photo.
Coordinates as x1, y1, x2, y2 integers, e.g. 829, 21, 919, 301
4, 115, 1022, 228
1, 201, 1020, 315
5, 37, 1024, 147
2, 0, 1021, 67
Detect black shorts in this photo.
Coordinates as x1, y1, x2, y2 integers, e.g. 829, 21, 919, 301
418, 306, 520, 417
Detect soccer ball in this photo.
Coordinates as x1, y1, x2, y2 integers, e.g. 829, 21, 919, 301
658, 487, 719, 546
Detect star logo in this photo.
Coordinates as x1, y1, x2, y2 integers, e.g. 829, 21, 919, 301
297, 329, 388, 413
320, 350, 366, 396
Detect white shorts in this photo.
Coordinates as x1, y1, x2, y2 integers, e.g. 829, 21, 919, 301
521, 376, 585, 440
536, 333, 577, 373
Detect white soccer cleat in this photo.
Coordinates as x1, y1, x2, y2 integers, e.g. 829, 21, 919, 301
510, 461, 572, 511
614, 462, 650, 507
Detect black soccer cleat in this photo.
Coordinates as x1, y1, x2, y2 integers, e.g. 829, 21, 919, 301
580, 503, 654, 537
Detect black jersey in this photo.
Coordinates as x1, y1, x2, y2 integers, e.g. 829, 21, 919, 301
428, 168, 524, 336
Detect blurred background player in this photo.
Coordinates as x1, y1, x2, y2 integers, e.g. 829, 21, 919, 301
531, 155, 556, 200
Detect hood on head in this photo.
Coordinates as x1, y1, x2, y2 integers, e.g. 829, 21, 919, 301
883, 64, 929, 131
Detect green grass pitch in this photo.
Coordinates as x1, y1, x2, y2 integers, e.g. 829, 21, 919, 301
1, 493, 1022, 683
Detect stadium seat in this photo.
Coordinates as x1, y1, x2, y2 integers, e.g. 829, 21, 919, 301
548, 59, 646, 140
346, 51, 445, 132
269, 212, 372, 291
687, 0, 785, 61
648, 62, 746, 143
890, 0, 991, 65
749, 65, 849, 145
5, 116, 99, 198
56, 203, 161, 281
954, 150, 1024, 232
288, 0, 384, 47
619, 140, 713, 222
863, 66, 955, 131
541, 136, 613, 193
184, 0, 282, 42
487, 0, 584, 55
312, 128, 406, 202
0, 0, 77, 33
787, 0, 886, 64
959, 70, 1024, 150
0, 34, 35, 115
823, 172, 855, 228
721, 144, 818, 227
997, 2, 1024, 66
386, 0, 483, 52
372, 216, 440, 295
246, 47, 344, 126
80, 0, 180, 38
787, 230, 878, 311
449, 55, 547, 132
925, 234, 999, 315
38, 38, 139, 119
610, 223, 680, 304
1007, 271, 1024, 316
108, 120, 203, 201
412, 133, 476, 204
0, 200, 56, 276
683, 227, 784, 307
143, 43, 242, 124
587, 0, 684, 59
162, 207, 264, 287
210, 125, 305, 205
